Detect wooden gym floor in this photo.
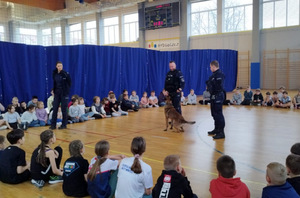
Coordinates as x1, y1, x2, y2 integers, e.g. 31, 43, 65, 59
0, 91, 299, 198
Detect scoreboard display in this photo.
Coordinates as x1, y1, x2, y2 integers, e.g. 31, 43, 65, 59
144, 2, 180, 30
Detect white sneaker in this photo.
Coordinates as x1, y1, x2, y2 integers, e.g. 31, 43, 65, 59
31, 179, 45, 188
0, 126, 7, 130
155, 105, 159, 107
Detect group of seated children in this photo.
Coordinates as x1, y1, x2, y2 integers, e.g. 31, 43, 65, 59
0, 129, 300, 197
230, 86, 300, 109
181, 89, 198, 106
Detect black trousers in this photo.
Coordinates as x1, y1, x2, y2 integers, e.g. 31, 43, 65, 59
210, 92, 225, 133
0, 169, 30, 184
170, 92, 181, 114
51, 90, 69, 128
9, 122, 18, 129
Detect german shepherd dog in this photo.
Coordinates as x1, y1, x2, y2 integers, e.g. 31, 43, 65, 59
164, 96, 196, 132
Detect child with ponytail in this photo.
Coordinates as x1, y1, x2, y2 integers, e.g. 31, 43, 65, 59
115, 136, 153, 198
30, 130, 63, 188
87, 140, 125, 198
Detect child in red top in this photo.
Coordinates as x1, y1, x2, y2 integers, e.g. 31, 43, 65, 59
210, 155, 250, 198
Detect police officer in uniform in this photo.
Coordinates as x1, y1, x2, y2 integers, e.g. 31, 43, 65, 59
50, 61, 71, 130
206, 60, 225, 139
164, 61, 185, 114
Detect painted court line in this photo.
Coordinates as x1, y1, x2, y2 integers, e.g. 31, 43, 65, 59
151, 136, 169, 139
84, 144, 265, 186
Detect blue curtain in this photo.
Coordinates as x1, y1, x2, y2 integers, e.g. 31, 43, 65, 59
0, 41, 237, 107
0, 42, 47, 106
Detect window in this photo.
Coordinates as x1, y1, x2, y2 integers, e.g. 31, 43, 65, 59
54, 27, 62, 45
18, 28, 37, 45
104, 17, 119, 44
69, 23, 82, 45
123, 13, 139, 42
0, 26, 4, 41
224, 0, 253, 32
191, 0, 217, 36
85, 21, 97, 45
263, 0, 300, 29
42, 28, 52, 46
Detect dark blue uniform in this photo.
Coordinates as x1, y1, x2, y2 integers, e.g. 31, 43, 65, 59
164, 69, 185, 114
206, 69, 225, 138
51, 69, 71, 129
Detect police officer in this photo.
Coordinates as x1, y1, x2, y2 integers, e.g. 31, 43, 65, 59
164, 61, 185, 114
50, 61, 71, 130
206, 60, 225, 139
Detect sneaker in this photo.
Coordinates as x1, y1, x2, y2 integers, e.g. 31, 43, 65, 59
68, 120, 73, 124
31, 179, 45, 188
154, 105, 159, 107
49, 175, 63, 184
0, 126, 8, 130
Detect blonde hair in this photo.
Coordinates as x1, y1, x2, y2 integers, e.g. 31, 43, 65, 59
37, 101, 44, 109
164, 155, 180, 171
12, 97, 18, 103
266, 162, 287, 185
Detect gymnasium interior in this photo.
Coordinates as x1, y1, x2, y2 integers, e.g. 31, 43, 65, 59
0, 0, 300, 197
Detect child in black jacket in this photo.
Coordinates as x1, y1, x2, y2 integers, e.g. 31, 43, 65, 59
152, 155, 197, 198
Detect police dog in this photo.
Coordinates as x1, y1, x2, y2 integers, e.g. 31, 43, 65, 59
164, 96, 196, 132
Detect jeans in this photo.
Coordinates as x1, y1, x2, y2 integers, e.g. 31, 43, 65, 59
39, 120, 46, 126
159, 102, 166, 107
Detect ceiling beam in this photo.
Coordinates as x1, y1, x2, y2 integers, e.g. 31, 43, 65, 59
5, 0, 65, 11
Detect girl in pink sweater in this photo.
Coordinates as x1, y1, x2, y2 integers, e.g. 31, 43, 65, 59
140, 92, 150, 108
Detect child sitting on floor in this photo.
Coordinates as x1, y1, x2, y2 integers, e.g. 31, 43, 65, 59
91, 96, 106, 119
262, 162, 299, 198
241, 86, 253, 105
230, 88, 242, 105
272, 91, 280, 106
275, 91, 292, 108
4, 105, 21, 129
199, 87, 211, 105
20, 105, 40, 130
0, 129, 30, 184
252, 89, 264, 106
69, 98, 86, 123
181, 92, 187, 106
152, 154, 197, 198
149, 91, 159, 107
47, 89, 54, 111
278, 86, 286, 101
101, 98, 112, 118
49, 107, 63, 127
87, 140, 125, 198
12, 97, 24, 115
210, 155, 250, 198
63, 140, 89, 197
187, 89, 197, 105
110, 94, 128, 117
140, 92, 150, 108
293, 89, 300, 109
27, 96, 38, 107
158, 89, 166, 107
263, 92, 273, 106
20, 101, 27, 113
68, 94, 79, 108
30, 130, 63, 188
121, 94, 139, 112
36, 101, 48, 126
78, 97, 94, 120
286, 154, 300, 195
130, 90, 140, 107
115, 137, 153, 198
